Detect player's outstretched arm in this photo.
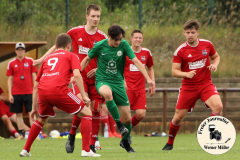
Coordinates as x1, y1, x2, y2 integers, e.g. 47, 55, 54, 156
81, 56, 92, 71
33, 45, 56, 66
31, 81, 39, 121
132, 57, 155, 88
73, 69, 90, 106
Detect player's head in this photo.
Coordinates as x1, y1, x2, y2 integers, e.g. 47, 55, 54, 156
55, 33, 72, 51
108, 24, 125, 47
131, 29, 143, 47
183, 19, 200, 45
86, 4, 101, 27
15, 42, 26, 59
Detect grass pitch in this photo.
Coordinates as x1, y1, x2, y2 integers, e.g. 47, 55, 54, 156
0, 134, 239, 160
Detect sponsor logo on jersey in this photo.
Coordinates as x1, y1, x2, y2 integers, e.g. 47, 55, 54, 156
106, 60, 117, 74
202, 49, 207, 56
141, 56, 146, 61
78, 45, 90, 55
101, 53, 108, 56
117, 50, 122, 56
188, 58, 207, 69
93, 40, 98, 45
78, 38, 82, 41
24, 62, 29, 67
188, 54, 192, 58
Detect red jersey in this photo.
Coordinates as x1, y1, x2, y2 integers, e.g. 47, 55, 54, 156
6, 57, 38, 95
36, 50, 81, 94
124, 47, 153, 91
0, 87, 7, 108
67, 25, 108, 84
173, 39, 216, 85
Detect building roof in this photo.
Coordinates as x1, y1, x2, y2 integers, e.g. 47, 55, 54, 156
0, 42, 47, 62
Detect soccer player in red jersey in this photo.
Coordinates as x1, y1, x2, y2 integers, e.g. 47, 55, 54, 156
19, 33, 100, 157
7, 42, 38, 139
124, 30, 155, 128
34, 4, 108, 153
162, 20, 223, 150
0, 87, 30, 138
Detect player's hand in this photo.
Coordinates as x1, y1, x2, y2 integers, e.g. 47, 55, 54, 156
33, 58, 42, 66
9, 95, 14, 103
30, 108, 38, 121
82, 95, 90, 107
186, 70, 197, 78
147, 79, 155, 96
87, 68, 97, 78
70, 76, 75, 84
124, 81, 128, 91
148, 83, 156, 97
207, 64, 217, 72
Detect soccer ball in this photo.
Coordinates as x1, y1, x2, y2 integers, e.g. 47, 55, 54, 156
49, 130, 60, 138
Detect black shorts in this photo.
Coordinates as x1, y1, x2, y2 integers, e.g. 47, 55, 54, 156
10, 94, 32, 113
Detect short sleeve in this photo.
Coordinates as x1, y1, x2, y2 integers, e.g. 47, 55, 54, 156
146, 51, 153, 68
71, 53, 81, 71
173, 50, 182, 63
88, 43, 100, 59
124, 41, 136, 60
6, 61, 13, 76
209, 42, 216, 56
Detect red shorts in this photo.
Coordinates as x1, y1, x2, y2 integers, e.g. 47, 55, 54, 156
0, 102, 14, 118
176, 83, 219, 112
38, 90, 85, 117
72, 80, 102, 100
127, 90, 146, 110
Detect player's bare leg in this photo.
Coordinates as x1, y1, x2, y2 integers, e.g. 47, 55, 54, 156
205, 95, 223, 116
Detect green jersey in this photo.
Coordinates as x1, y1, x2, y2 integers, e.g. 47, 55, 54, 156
88, 39, 136, 84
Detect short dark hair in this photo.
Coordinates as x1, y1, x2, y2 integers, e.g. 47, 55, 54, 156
108, 24, 125, 40
183, 19, 200, 30
86, 4, 101, 15
55, 33, 72, 48
131, 29, 143, 37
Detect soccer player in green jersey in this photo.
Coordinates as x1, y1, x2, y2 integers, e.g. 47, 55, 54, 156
81, 24, 155, 153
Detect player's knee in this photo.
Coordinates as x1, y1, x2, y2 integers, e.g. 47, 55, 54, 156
136, 112, 146, 119
213, 103, 223, 113
122, 117, 131, 125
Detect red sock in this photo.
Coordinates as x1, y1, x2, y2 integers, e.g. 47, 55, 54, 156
211, 112, 221, 116
132, 115, 142, 127
167, 121, 180, 145
24, 120, 44, 152
10, 130, 18, 137
81, 116, 92, 152
90, 112, 100, 145
108, 114, 116, 133
70, 114, 81, 135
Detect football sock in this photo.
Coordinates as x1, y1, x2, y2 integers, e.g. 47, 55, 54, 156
132, 115, 142, 127
167, 120, 180, 145
122, 123, 132, 140
90, 112, 101, 145
19, 129, 25, 137
24, 120, 44, 152
10, 129, 19, 138
70, 114, 81, 135
106, 100, 120, 122
211, 112, 221, 116
108, 114, 117, 133
81, 115, 92, 152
